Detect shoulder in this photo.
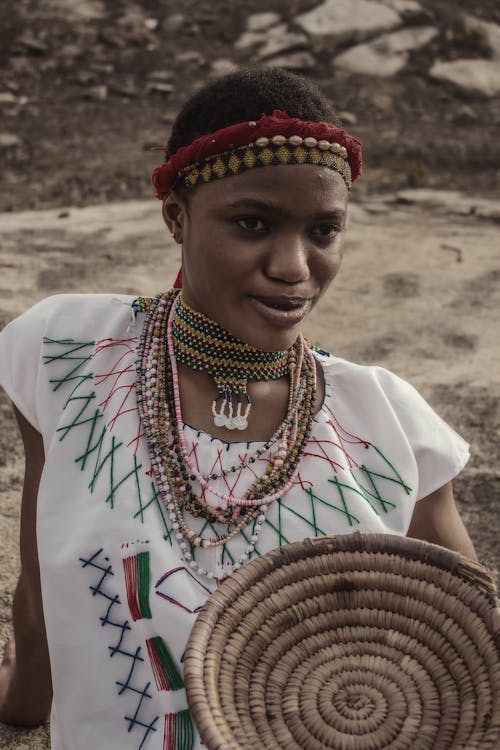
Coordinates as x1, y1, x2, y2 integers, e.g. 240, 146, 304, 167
2, 293, 137, 339
313, 348, 417, 402
314, 350, 469, 497
314, 348, 448, 431
19, 292, 135, 319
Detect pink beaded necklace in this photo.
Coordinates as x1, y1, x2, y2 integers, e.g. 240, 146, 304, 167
135, 290, 317, 579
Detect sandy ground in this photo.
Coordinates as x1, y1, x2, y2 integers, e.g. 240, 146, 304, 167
0, 193, 499, 747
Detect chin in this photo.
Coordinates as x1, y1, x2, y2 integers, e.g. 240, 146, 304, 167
239, 324, 301, 353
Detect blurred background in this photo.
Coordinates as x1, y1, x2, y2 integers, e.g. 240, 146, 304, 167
1, 0, 500, 211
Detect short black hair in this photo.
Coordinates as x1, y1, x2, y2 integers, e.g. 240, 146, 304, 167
167, 67, 339, 155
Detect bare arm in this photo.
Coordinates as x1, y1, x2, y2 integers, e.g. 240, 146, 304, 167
0, 405, 52, 725
407, 480, 478, 560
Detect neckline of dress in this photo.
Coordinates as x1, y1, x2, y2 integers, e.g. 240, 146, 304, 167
181, 349, 333, 448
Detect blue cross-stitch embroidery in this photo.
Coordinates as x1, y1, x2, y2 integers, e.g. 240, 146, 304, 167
79, 548, 159, 749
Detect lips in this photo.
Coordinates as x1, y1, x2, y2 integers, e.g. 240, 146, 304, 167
253, 295, 309, 310
248, 295, 312, 327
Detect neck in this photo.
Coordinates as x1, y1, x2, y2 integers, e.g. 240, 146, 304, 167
175, 291, 291, 356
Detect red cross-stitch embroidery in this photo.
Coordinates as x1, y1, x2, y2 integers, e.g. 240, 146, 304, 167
93, 337, 145, 455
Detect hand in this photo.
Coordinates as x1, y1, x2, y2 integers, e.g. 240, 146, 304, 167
0, 639, 20, 724
0, 639, 49, 726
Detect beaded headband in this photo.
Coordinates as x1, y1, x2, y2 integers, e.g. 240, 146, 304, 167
152, 109, 362, 199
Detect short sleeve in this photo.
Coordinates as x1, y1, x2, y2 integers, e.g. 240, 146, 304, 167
0, 297, 54, 431
374, 367, 470, 500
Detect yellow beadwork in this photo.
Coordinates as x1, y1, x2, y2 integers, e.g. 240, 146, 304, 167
228, 153, 241, 173
201, 163, 213, 182
213, 157, 227, 178
242, 148, 257, 167
258, 147, 274, 165
294, 145, 307, 163
182, 138, 353, 189
276, 145, 291, 163
309, 147, 321, 164
185, 166, 200, 185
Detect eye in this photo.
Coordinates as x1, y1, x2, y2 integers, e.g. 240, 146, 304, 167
235, 216, 268, 232
310, 223, 340, 241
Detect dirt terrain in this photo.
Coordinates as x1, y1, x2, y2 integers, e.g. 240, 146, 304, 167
0, 1, 499, 748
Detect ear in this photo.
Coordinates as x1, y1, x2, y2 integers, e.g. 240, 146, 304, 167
162, 190, 186, 244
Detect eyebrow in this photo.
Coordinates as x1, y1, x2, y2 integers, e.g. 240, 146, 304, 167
227, 198, 346, 222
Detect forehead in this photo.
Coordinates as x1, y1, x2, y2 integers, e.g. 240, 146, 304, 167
187, 164, 349, 214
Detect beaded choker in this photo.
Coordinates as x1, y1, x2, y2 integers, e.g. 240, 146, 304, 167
135, 289, 318, 579
172, 293, 290, 431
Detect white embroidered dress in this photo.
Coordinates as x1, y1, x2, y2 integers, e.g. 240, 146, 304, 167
0, 294, 469, 750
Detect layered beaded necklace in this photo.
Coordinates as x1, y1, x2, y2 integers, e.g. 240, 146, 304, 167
135, 289, 317, 579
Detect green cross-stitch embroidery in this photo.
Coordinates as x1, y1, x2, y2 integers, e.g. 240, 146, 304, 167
43, 338, 173, 539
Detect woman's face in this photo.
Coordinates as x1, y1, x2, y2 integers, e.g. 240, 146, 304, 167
165, 163, 349, 351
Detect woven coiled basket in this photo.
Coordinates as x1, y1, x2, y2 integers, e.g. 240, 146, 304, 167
184, 533, 500, 750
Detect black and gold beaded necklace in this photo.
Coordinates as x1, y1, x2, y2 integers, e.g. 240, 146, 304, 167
171, 293, 290, 431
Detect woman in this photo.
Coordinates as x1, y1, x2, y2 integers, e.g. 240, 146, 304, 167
0, 68, 475, 749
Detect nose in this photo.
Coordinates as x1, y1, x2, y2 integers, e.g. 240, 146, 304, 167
264, 233, 310, 284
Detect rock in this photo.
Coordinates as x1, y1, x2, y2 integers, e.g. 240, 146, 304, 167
235, 30, 263, 49
430, 59, 500, 97
339, 110, 358, 125
335, 26, 437, 76
262, 51, 316, 70
211, 59, 239, 76
0, 133, 21, 148
175, 51, 204, 65
257, 25, 308, 59
76, 70, 97, 86
363, 201, 391, 214
8, 56, 36, 76
246, 12, 281, 32
396, 188, 463, 207
464, 15, 500, 58
0, 93, 18, 105
162, 13, 186, 33
295, 0, 400, 43
83, 85, 108, 101
452, 104, 478, 124
394, 189, 500, 221
117, 5, 158, 32
429, 16, 500, 97
235, 22, 307, 59
118, 5, 147, 28
2, 80, 19, 93
33, 0, 105, 21
377, 0, 422, 12
90, 62, 114, 74
475, 204, 500, 223
148, 70, 172, 81
17, 33, 49, 55
146, 82, 174, 95
59, 43, 84, 59
98, 29, 127, 48
109, 79, 138, 98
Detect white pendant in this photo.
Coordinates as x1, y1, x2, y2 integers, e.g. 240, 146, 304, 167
212, 392, 251, 431
232, 415, 248, 430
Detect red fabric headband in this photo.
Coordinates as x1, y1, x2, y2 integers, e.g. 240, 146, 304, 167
152, 109, 362, 200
